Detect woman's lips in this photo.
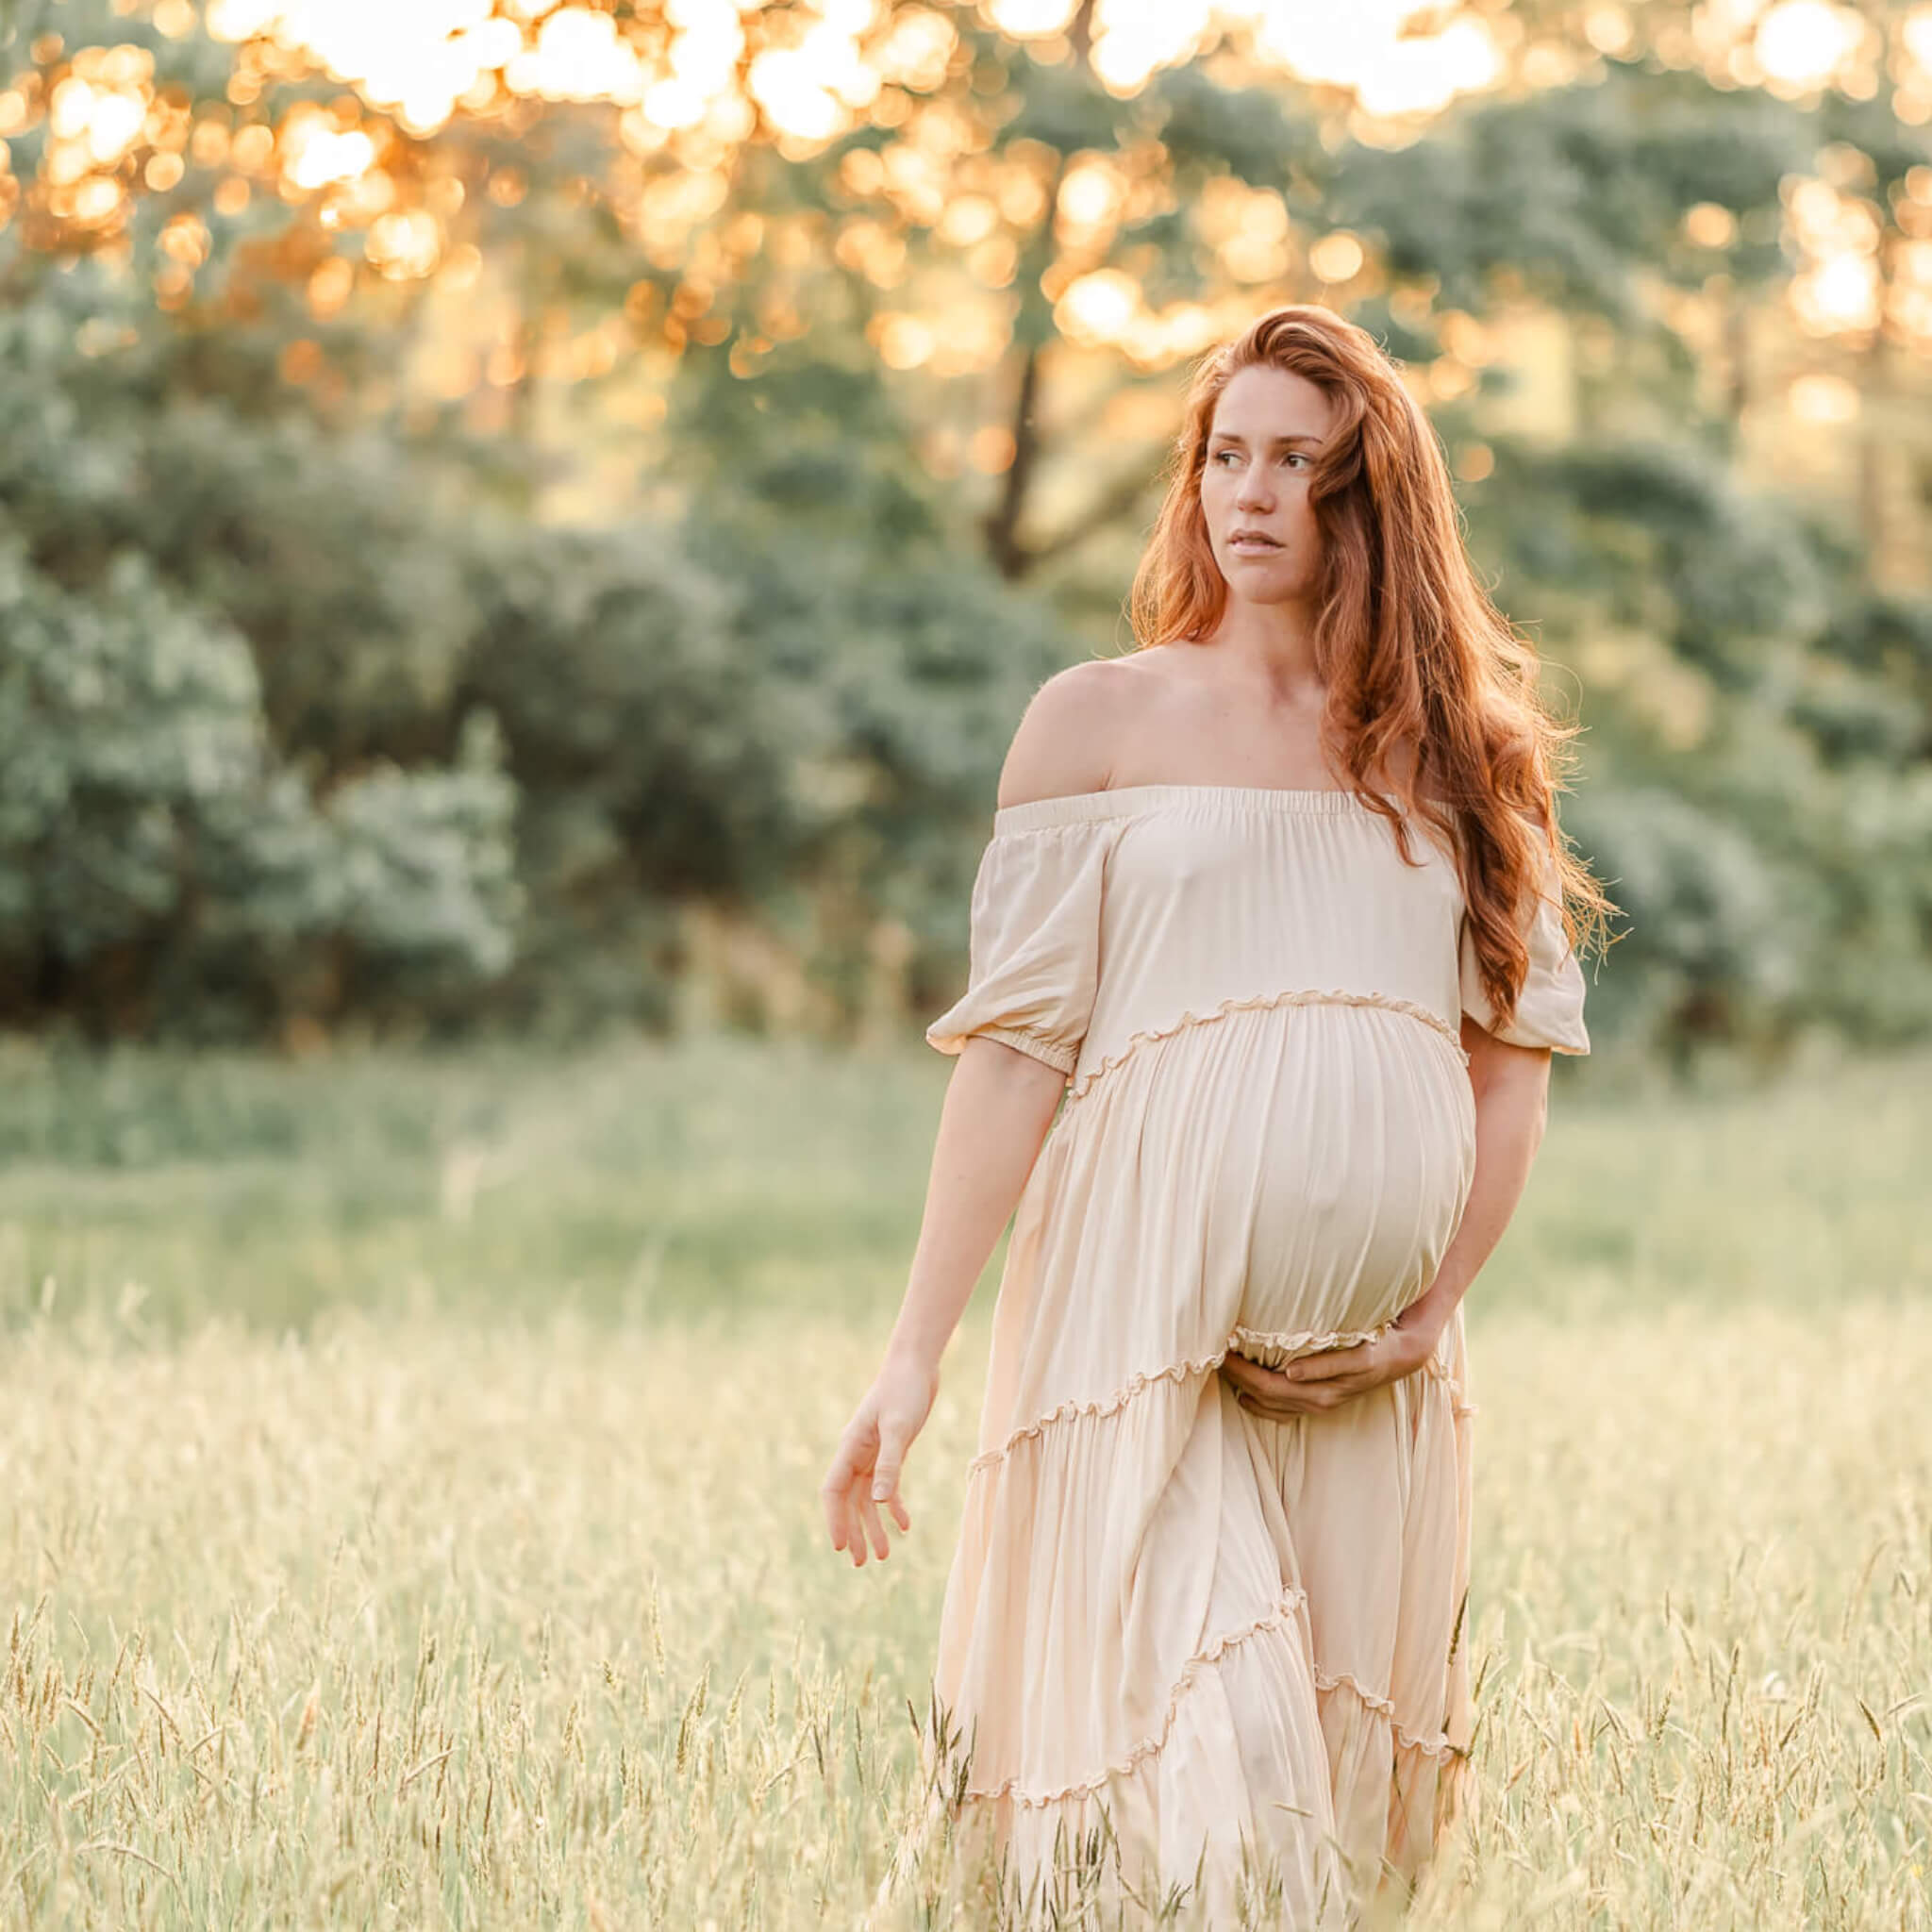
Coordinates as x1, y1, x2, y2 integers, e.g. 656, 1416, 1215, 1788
1229, 536, 1282, 554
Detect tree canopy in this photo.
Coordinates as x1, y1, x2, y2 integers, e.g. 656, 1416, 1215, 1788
3, 0, 1930, 1068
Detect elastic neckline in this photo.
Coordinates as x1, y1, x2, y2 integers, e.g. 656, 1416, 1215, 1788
991, 782, 1398, 834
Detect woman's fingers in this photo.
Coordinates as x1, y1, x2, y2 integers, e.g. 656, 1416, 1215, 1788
1225, 1350, 1370, 1419
820, 1445, 857, 1551
841, 1472, 870, 1565
837, 1491, 865, 1560
857, 1486, 891, 1558
1222, 1352, 1309, 1397
822, 1391, 922, 1565
821, 1425, 877, 1558
870, 1470, 912, 1534
1285, 1342, 1372, 1382
1218, 1354, 1261, 1394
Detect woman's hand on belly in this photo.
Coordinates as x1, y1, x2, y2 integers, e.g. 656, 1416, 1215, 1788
1220, 1302, 1446, 1419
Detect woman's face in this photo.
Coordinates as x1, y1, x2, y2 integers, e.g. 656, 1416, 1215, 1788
1198, 363, 1337, 607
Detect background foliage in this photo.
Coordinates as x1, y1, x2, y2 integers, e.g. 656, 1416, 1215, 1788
4, 0, 1931, 1070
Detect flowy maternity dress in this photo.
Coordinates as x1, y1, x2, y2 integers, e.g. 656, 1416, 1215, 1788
913, 782, 1591, 1926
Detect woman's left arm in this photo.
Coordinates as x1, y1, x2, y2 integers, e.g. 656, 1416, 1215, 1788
1222, 1021, 1549, 1419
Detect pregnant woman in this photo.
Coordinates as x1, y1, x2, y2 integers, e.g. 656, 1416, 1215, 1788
821, 304, 1614, 1925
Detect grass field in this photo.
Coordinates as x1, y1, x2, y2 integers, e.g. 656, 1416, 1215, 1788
1, 1035, 1928, 1928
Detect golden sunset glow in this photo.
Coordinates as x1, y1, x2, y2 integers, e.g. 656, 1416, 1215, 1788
0, 0, 1924, 382
1785, 173, 1889, 336
1257, 3, 1502, 117
1753, 0, 1864, 91
1056, 267, 1139, 343
985, 0, 1077, 34
284, 122, 377, 192
176, 1, 1527, 159
1308, 231, 1366, 284
1794, 250, 1883, 333
1684, 202, 1739, 249
1787, 371, 1860, 423
1889, 238, 1932, 341
1907, 6, 1932, 75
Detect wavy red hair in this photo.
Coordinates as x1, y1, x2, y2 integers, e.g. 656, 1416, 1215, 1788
1127, 303, 1614, 1034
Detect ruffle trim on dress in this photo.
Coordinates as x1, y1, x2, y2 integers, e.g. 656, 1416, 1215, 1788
1065, 989, 1469, 1102
964, 1348, 1229, 1475
1314, 1669, 1468, 1762
1227, 1320, 1393, 1356
956, 1582, 1312, 1809
966, 1336, 1474, 1477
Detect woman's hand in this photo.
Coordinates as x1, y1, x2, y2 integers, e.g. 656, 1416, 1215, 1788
1220, 1298, 1448, 1422
820, 1350, 937, 1567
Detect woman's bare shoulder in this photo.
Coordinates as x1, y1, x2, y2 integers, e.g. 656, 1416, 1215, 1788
995, 657, 1145, 811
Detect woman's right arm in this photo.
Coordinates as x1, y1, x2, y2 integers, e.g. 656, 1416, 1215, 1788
817, 1041, 1066, 1569
818, 661, 1123, 1569
880, 1038, 1071, 1376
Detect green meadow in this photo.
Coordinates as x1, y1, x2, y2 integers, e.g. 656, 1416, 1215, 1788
1, 1036, 1928, 1928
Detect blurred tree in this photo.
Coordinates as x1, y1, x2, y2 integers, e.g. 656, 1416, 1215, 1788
2, 0, 1930, 1064
0, 521, 520, 1041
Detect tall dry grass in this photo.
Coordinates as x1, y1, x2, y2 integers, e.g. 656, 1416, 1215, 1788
0, 1039, 1927, 1926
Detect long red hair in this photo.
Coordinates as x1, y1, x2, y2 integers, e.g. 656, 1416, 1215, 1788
1128, 304, 1615, 1034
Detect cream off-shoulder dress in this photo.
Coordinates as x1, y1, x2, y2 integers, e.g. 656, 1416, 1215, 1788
910, 782, 1590, 1926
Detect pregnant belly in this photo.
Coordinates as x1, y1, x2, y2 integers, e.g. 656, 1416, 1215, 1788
1197, 1002, 1476, 1371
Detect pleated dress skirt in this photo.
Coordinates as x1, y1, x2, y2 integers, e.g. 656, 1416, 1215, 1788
899, 783, 1591, 1924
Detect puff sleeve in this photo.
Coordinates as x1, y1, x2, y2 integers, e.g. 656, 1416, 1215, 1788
1458, 836, 1591, 1056
924, 823, 1108, 1078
